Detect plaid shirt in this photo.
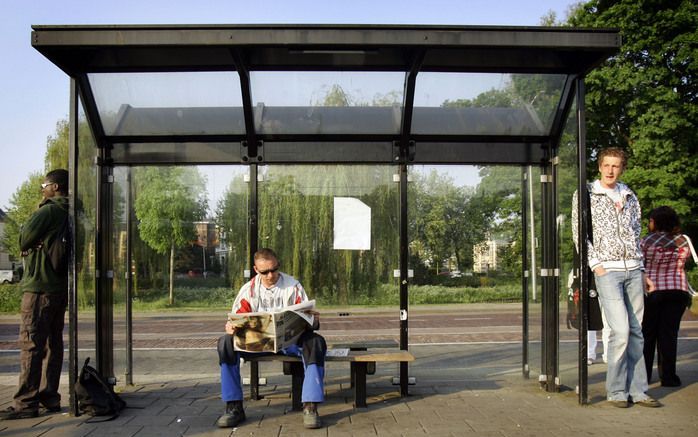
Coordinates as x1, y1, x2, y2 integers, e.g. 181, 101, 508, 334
641, 233, 690, 292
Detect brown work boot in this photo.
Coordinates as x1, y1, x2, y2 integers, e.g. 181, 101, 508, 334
0, 406, 39, 420
216, 401, 245, 428
302, 402, 322, 429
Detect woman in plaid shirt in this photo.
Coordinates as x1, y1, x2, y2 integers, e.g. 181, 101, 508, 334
641, 206, 693, 387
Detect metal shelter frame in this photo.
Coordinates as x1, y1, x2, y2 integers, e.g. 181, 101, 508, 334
31, 24, 619, 413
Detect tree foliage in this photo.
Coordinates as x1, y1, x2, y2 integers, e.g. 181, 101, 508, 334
1, 173, 44, 262
567, 0, 698, 235
133, 167, 208, 304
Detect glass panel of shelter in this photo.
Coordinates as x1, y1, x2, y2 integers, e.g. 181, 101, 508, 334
87, 72, 246, 136
250, 71, 405, 135
412, 73, 567, 136
257, 164, 401, 345
407, 164, 527, 380
75, 97, 98, 373
111, 165, 249, 384
524, 165, 544, 382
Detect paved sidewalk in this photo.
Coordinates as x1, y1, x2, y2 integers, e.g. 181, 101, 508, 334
1, 341, 698, 436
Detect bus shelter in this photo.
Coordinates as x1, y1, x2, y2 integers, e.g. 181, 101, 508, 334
31, 24, 619, 413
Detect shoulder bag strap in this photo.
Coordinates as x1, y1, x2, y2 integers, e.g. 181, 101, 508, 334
683, 234, 698, 265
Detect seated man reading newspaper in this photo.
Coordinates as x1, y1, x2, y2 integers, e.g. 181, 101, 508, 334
216, 248, 326, 430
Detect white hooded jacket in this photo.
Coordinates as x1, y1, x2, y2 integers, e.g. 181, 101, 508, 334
572, 180, 643, 272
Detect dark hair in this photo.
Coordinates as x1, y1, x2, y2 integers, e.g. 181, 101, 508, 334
46, 169, 69, 195
254, 248, 279, 264
597, 147, 627, 169
649, 206, 680, 234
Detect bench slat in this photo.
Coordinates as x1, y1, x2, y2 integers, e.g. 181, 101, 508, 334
245, 350, 414, 363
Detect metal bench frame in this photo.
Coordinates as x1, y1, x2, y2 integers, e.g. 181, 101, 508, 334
245, 350, 414, 409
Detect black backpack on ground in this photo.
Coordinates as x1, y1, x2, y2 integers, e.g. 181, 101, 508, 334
74, 357, 126, 421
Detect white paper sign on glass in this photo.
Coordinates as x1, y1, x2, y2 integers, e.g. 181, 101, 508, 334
333, 197, 371, 250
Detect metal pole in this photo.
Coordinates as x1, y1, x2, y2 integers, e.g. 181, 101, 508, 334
521, 167, 530, 379
576, 78, 590, 404
399, 163, 409, 396
68, 78, 79, 416
248, 164, 258, 271
528, 166, 537, 302
125, 168, 133, 385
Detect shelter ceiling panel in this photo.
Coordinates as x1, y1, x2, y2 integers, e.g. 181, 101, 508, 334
410, 142, 545, 165
111, 142, 241, 165
261, 141, 395, 163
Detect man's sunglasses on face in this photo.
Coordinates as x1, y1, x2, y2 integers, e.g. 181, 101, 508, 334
41, 182, 56, 189
257, 266, 279, 275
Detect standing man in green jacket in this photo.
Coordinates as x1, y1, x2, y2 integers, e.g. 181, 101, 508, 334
0, 169, 70, 420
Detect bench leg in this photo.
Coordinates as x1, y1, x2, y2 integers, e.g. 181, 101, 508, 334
353, 362, 369, 408
290, 362, 304, 411
349, 362, 375, 388
250, 361, 262, 400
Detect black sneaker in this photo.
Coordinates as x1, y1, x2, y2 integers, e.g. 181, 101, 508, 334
661, 376, 681, 387
42, 404, 62, 413
216, 402, 245, 428
0, 407, 40, 420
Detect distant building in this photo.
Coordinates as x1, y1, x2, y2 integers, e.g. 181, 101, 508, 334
193, 221, 218, 272
473, 238, 509, 273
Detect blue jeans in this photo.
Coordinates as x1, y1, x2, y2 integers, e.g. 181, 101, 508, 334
594, 269, 649, 401
221, 346, 325, 403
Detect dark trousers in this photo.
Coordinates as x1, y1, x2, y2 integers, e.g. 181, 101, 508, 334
14, 292, 67, 410
642, 290, 689, 384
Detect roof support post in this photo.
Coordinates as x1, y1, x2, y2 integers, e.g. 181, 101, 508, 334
576, 77, 591, 404
68, 78, 79, 416
396, 51, 423, 396
232, 50, 261, 162
95, 147, 115, 382
540, 143, 560, 392
521, 167, 530, 379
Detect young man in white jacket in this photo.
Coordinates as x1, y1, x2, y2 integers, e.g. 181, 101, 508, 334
572, 147, 660, 408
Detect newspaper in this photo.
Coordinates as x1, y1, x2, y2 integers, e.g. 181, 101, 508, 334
227, 300, 315, 353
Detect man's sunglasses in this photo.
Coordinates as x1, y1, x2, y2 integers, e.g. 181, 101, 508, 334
41, 182, 56, 189
256, 266, 279, 275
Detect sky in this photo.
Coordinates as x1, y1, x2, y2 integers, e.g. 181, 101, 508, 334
0, 0, 578, 211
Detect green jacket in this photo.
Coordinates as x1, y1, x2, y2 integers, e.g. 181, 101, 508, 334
19, 196, 69, 294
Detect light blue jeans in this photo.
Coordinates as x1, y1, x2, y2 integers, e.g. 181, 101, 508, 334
594, 269, 649, 401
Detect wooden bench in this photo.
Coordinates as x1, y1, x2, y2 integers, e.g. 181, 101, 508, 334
246, 340, 398, 390
244, 350, 414, 409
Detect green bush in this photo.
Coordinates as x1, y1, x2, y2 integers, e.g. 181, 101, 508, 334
0, 283, 22, 313
344, 283, 521, 306
125, 286, 235, 311
3, 282, 528, 313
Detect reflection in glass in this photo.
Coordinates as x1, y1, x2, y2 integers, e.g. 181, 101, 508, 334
557, 96, 581, 392
251, 72, 405, 135
258, 165, 399, 307
412, 73, 566, 135
88, 72, 245, 136
76, 97, 98, 369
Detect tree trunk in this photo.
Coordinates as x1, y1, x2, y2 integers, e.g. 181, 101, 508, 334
169, 242, 175, 305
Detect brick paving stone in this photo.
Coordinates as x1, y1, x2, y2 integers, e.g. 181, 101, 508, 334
78, 424, 144, 436
130, 424, 190, 436
128, 414, 177, 426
